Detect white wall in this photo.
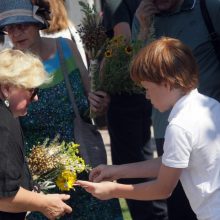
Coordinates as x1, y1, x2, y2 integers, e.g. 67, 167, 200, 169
64, 0, 101, 27
63, 0, 101, 68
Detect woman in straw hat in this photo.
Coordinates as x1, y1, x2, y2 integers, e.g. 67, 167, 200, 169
0, 0, 121, 219
0, 48, 72, 220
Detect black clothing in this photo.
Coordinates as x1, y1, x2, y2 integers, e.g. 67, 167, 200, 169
103, 0, 168, 219
0, 212, 27, 220
0, 100, 32, 220
107, 94, 152, 165
103, 0, 142, 36
107, 93, 168, 220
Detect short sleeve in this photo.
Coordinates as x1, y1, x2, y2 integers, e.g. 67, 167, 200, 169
162, 124, 193, 168
0, 126, 23, 198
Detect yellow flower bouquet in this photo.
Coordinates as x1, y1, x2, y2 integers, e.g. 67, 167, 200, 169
95, 35, 144, 95
27, 136, 88, 192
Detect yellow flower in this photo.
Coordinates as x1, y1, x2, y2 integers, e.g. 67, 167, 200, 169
110, 35, 124, 47
125, 46, 132, 55
112, 36, 119, 44
105, 49, 112, 58
73, 143, 80, 148
56, 170, 77, 191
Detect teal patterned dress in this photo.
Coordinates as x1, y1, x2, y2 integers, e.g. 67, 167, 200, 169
21, 37, 122, 220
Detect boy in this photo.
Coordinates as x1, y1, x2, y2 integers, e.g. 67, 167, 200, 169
77, 37, 220, 220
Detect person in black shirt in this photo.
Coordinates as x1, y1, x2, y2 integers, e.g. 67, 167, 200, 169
0, 49, 72, 220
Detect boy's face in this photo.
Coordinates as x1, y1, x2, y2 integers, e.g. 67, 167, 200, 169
141, 81, 180, 112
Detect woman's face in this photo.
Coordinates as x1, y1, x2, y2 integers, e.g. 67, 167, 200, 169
4, 85, 38, 117
4, 23, 40, 51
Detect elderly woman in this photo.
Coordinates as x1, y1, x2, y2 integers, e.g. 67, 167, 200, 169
0, 49, 72, 220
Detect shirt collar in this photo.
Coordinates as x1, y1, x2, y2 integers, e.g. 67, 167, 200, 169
157, 0, 196, 16
168, 89, 198, 122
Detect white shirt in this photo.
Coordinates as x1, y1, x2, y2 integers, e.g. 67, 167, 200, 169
162, 89, 220, 220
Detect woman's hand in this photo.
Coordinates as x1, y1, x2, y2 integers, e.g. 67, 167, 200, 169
40, 194, 72, 220
88, 91, 110, 115
0, 187, 72, 219
89, 164, 120, 182
135, 0, 159, 40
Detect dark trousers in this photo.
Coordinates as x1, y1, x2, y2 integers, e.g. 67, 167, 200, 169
155, 138, 198, 220
107, 93, 168, 220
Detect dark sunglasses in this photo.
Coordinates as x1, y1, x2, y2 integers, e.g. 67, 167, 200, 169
29, 88, 39, 101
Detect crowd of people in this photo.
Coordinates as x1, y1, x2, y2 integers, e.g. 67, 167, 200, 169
0, 0, 220, 220
0, 0, 121, 220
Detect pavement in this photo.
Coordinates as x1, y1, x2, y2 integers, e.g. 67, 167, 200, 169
99, 129, 112, 164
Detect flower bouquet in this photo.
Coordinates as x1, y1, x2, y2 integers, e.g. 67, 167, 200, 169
27, 136, 88, 192
77, 1, 107, 92
95, 35, 144, 95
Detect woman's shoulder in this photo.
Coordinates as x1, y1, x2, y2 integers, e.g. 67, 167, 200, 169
55, 37, 76, 59
41, 36, 74, 58
0, 103, 20, 139
41, 37, 57, 60
0, 103, 14, 127
42, 37, 73, 66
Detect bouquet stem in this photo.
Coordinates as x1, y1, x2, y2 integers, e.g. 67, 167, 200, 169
89, 59, 99, 121
89, 59, 99, 92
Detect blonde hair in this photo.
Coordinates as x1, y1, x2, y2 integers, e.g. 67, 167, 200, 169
131, 37, 199, 92
43, 0, 69, 34
0, 49, 51, 88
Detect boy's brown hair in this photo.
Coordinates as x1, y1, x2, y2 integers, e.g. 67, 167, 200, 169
131, 37, 199, 92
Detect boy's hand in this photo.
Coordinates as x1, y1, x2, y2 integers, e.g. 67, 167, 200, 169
76, 180, 116, 200
89, 164, 120, 182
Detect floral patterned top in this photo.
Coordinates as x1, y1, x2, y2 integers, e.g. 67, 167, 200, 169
21, 37, 89, 149
21, 37, 122, 220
